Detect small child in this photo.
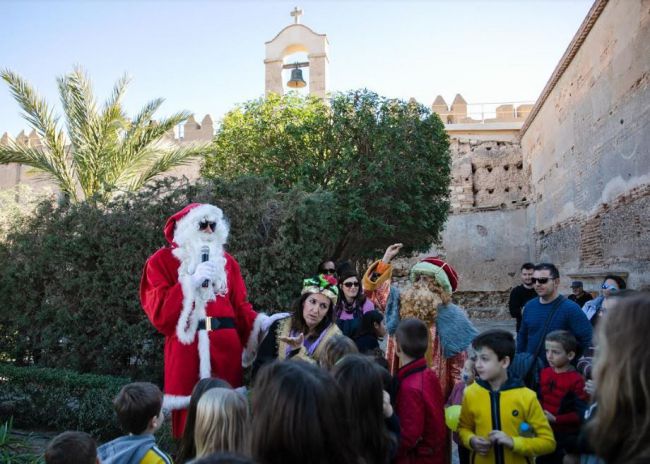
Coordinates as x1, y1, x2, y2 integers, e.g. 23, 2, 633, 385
446, 357, 476, 464
354, 310, 387, 353
394, 318, 447, 464
45, 431, 98, 464
537, 330, 589, 464
98, 382, 172, 464
459, 329, 556, 464
319, 334, 358, 371
194, 387, 249, 458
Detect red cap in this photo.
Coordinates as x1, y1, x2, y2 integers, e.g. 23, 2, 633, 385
163, 203, 202, 245
421, 257, 459, 292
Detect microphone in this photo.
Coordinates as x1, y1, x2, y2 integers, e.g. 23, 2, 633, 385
200, 246, 210, 288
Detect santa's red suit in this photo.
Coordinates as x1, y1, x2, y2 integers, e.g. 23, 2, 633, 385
140, 203, 265, 438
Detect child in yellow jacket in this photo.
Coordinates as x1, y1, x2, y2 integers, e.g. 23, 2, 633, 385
459, 330, 555, 464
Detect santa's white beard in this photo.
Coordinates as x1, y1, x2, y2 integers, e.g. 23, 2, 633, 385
175, 238, 228, 297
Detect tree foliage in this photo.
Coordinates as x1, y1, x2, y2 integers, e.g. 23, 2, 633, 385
202, 90, 451, 260
0, 68, 212, 203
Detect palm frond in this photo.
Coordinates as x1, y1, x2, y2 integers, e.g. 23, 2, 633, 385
126, 141, 213, 191
0, 69, 63, 154
0, 142, 78, 201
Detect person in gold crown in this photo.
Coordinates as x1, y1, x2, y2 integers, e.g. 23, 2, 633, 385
250, 274, 343, 379
363, 243, 478, 400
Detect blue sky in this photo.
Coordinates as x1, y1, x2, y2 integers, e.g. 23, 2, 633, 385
1, 0, 593, 136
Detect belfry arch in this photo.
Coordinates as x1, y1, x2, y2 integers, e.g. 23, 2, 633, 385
264, 8, 329, 98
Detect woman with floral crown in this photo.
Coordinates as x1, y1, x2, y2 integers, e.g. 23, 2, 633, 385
251, 274, 343, 379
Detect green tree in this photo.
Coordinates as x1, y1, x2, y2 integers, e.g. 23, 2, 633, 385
0, 68, 212, 203
202, 89, 451, 260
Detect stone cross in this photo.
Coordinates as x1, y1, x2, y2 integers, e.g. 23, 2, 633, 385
290, 6, 303, 24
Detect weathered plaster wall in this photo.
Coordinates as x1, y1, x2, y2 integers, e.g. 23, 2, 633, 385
521, 0, 650, 290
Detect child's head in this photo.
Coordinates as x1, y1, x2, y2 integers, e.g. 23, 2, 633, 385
461, 357, 476, 385
395, 318, 429, 360
359, 310, 386, 339
590, 292, 650, 463
194, 388, 249, 457
177, 377, 232, 463
332, 354, 391, 464
471, 330, 515, 383
545, 330, 577, 369
319, 334, 358, 370
191, 453, 256, 464
251, 360, 356, 464
45, 431, 97, 464
113, 382, 163, 435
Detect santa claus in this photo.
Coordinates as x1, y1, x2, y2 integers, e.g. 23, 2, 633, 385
140, 203, 272, 437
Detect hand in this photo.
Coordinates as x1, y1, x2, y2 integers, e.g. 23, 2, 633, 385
191, 261, 218, 288
489, 430, 514, 449
382, 243, 403, 263
382, 390, 393, 418
543, 410, 556, 423
470, 436, 492, 456
278, 333, 304, 350
584, 379, 595, 396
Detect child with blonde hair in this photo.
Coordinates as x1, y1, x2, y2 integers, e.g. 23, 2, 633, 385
194, 388, 249, 458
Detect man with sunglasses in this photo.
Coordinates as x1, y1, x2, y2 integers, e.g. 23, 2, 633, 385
516, 263, 592, 364
140, 203, 278, 439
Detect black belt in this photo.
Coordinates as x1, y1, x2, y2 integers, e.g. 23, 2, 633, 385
198, 317, 236, 331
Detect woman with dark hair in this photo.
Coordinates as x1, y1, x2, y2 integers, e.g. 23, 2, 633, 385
334, 261, 375, 337
354, 310, 386, 353
582, 274, 627, 327
251, 361, 357, 464
251, 274, 342, 379
176, 378, 232, 463
317, 259, 337, 277
332, 354, 399, 463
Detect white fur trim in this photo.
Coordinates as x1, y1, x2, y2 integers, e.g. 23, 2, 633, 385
162, 394, 191, 411
176, 273, 207, 344
198, 329, 212, 379
242, 312, 291, 367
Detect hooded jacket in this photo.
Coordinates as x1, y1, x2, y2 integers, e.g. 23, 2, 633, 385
459, 377, 556, 464
97, 435, 171, 464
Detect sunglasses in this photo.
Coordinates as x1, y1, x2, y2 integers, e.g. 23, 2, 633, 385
601, 283, 618, 292
322, 269, 337, 275
199, 221, 217, 232
531, 277, 554, 284
343, 281, 360, 288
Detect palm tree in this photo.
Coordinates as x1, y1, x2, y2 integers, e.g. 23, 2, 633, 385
0, 67, 212, 203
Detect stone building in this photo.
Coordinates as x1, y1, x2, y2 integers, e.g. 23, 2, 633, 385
1, 0, 647, 313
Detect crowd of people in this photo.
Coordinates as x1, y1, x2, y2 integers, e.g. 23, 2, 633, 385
42, 204, 649, 464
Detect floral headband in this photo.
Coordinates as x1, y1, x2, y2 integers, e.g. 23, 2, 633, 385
301, 274, 339, 305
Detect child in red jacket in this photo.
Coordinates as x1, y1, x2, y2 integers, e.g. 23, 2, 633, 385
395, 318, 447, 464
538, 330, 589, 464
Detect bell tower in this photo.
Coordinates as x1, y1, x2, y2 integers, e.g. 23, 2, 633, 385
264, 7, 329, 98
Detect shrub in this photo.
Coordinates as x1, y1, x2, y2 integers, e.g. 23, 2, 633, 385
0, 364, 129, 441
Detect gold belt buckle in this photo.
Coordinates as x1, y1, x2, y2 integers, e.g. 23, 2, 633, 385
205, 317, 212, 331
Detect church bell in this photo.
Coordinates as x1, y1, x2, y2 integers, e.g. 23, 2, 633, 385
287, 67, 307, 88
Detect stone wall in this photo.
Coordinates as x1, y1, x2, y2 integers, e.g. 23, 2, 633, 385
449, 139, 530, 212
520, 0, 650, 291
